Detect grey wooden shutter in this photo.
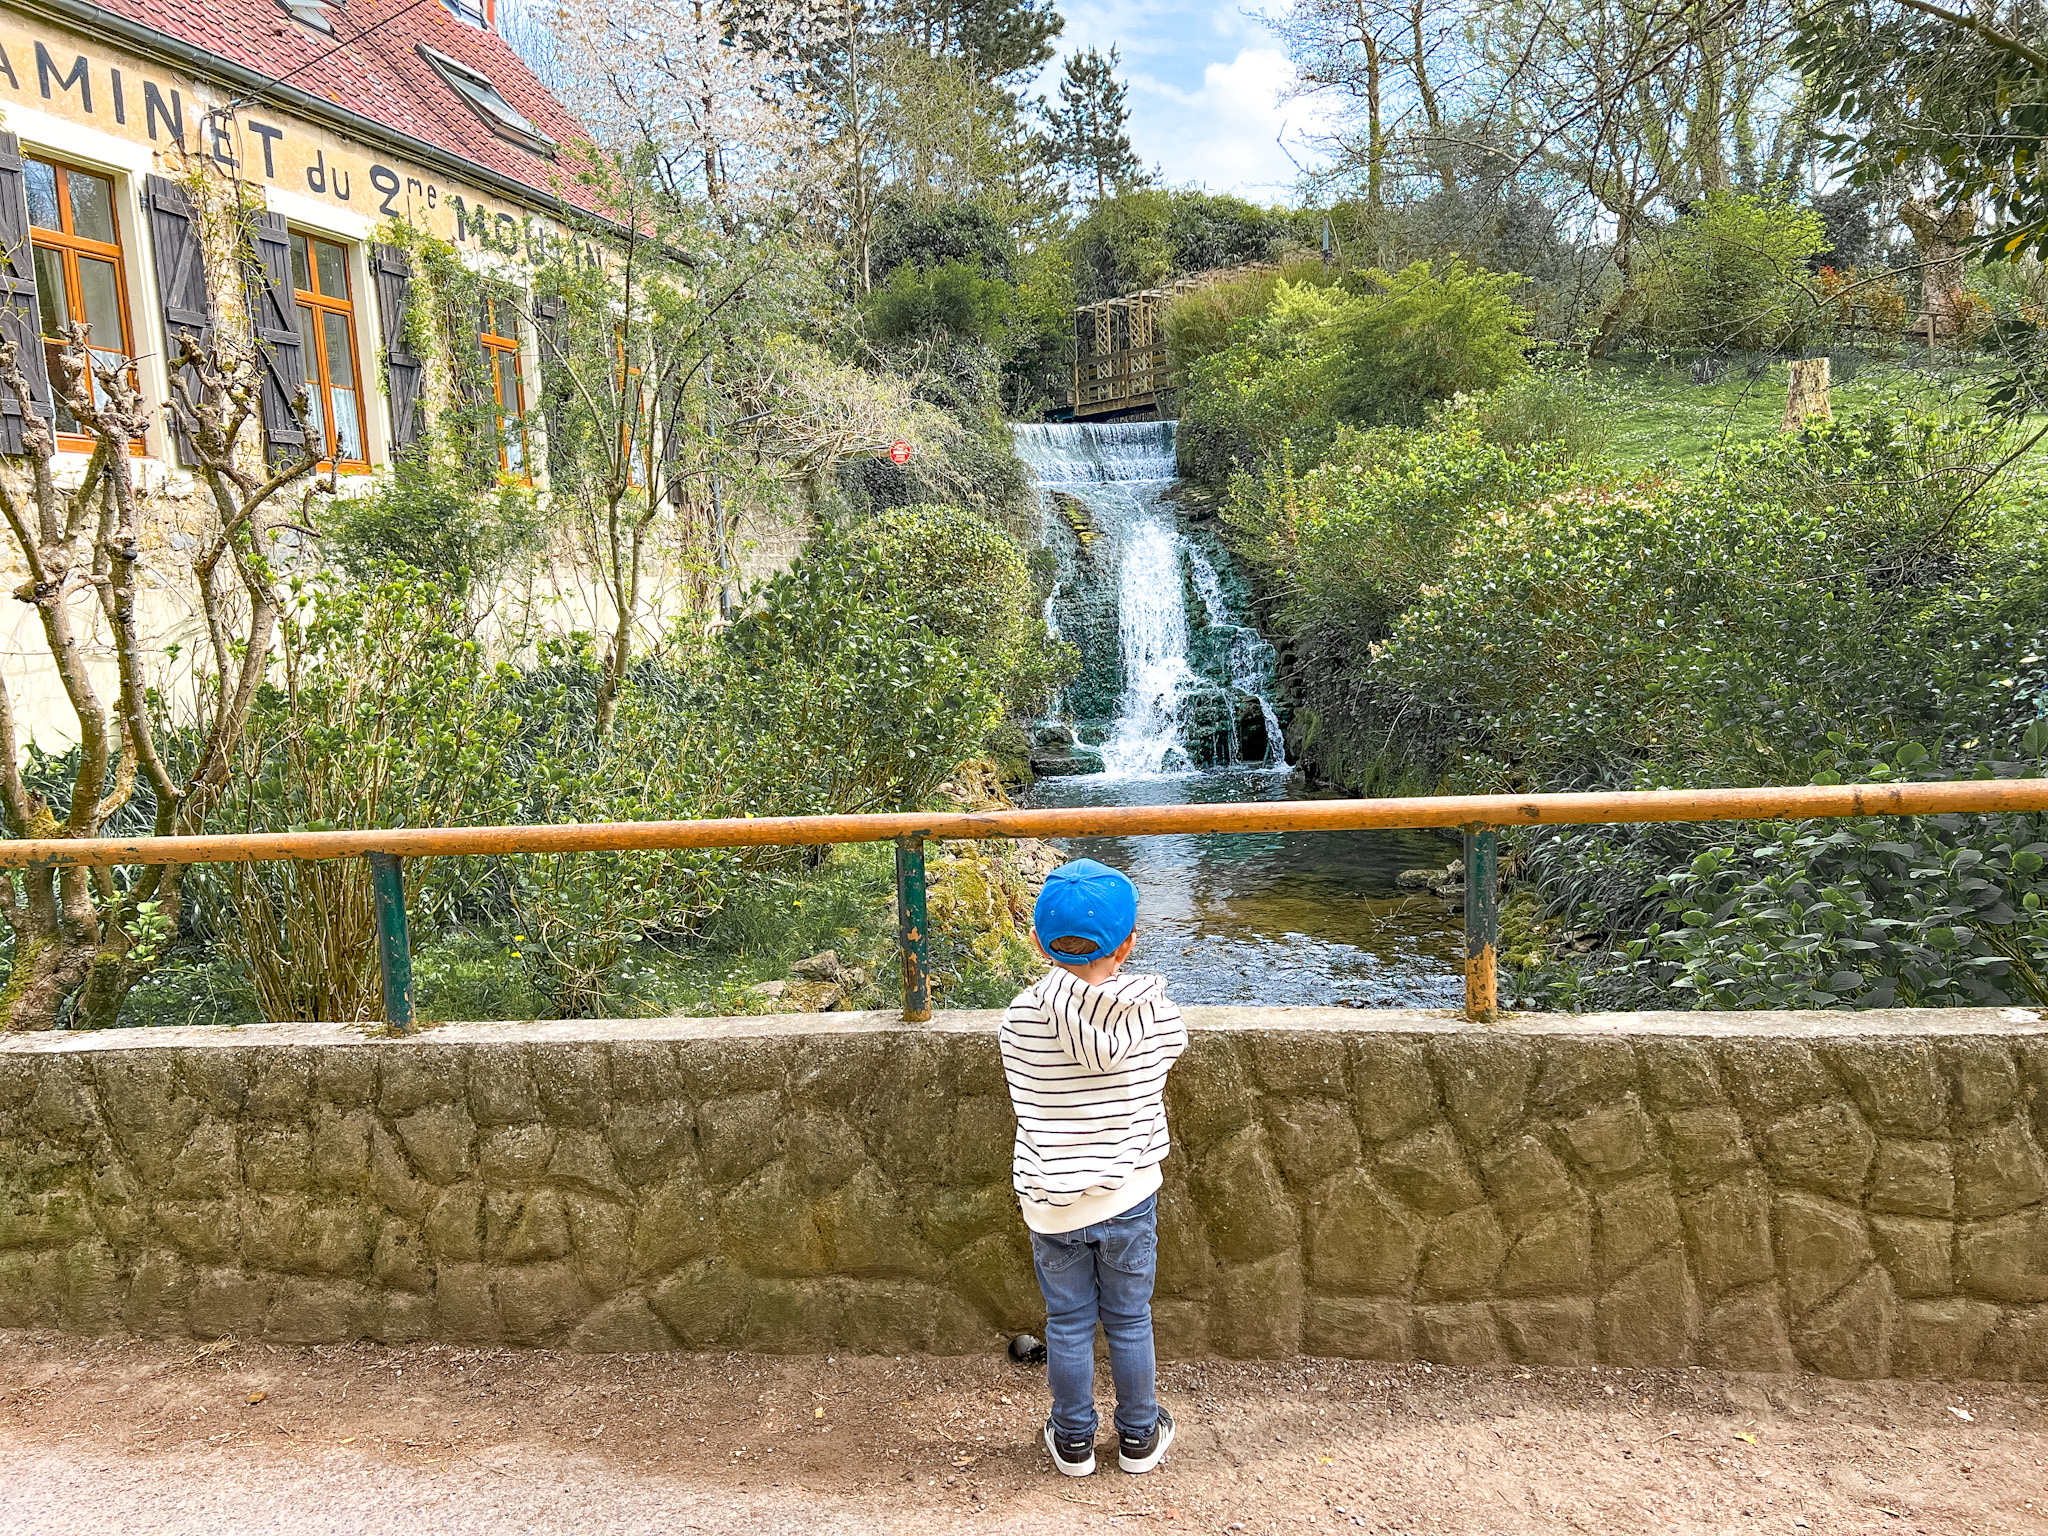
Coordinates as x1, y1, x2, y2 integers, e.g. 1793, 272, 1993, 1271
245, 211, 307, 467
371, 243, 423, 451
0, 133, 54, 455
144, 173, 213, 463
532, 292, 570, 478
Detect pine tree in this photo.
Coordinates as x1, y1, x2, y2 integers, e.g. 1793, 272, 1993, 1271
1041, 46, 1147, 202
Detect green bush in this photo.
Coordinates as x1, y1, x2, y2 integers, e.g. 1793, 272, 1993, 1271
865, 260, 1015, 345
1329, 259, 1532, 425
1633, 192, 1831, 354
323, 453, 540, 594
1175, 280, 1363, 484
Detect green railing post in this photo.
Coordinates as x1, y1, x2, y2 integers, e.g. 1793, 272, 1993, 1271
895, 835, 931, 1023
368, 851, 415, 1035
1462, 826, 1499, 1022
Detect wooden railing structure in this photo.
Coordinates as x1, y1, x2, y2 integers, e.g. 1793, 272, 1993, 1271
2, 777, 2046, 1032
1070, 265, 1277, 419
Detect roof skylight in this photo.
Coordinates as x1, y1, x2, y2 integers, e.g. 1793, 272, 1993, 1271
417, 45, 556, 156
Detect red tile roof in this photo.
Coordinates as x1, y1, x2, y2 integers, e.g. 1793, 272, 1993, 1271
79, 0, 604, 213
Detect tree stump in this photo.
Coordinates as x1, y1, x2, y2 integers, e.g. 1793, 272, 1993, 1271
1783, 356, 1831, 432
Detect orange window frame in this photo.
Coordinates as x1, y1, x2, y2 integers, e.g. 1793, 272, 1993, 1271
26, 154, 143, 454
481, 296, 530, 480
290, 232, 370, 473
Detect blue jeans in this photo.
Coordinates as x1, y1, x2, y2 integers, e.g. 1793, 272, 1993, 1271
1027, 1193, 1160, 1442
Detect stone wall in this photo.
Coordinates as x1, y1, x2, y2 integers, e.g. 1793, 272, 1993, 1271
3, 1007, 2048, 1379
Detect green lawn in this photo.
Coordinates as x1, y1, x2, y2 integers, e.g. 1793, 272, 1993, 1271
1577, 353, 2041, 475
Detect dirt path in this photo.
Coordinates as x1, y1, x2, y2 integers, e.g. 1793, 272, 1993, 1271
1, 1331, 2044, 1535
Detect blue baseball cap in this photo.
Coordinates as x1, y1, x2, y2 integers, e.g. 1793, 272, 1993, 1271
1033, 858, 1138, 964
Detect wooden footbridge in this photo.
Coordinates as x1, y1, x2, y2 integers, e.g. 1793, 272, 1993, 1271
1070, 266, 1274, 419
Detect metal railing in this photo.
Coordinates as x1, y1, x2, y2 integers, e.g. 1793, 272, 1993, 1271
4, 776, 2046, 1032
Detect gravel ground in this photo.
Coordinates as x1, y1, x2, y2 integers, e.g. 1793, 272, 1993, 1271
2, 1331, 2045, 1535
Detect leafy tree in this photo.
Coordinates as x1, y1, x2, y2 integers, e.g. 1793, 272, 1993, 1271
864, 259, 1015, 343
1631, 192, 1831, 353
1041, 46, 1148, 202
1330, 259, 1532, 423
871, 192, 1017, 282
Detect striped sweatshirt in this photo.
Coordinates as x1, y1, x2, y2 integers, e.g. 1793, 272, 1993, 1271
999, 966, 1190, 1234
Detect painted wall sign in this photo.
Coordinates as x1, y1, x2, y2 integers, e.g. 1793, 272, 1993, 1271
0, 16, 603, 269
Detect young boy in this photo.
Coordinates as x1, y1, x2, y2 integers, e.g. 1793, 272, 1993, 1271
1000, 857, 1190, 1478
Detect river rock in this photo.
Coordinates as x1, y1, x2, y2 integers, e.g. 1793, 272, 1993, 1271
1234, 695, 1270, 763
791, 951, 841, 982
1029, 746, 1101, 777
1397, 863, 1464, 898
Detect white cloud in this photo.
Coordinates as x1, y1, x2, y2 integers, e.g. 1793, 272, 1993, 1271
1127, 48, 1331, 199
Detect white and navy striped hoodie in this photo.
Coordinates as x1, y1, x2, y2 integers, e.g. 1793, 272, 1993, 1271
999, 966, 1189, 1235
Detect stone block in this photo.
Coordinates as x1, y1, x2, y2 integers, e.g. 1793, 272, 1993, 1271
1530, 1039, 1638, 1114
1165, 1036, 1258, 1148
648, 1258, 750, 1347
1593, 1175, 1682, 1283
1869, 1139, 1954, 1217
1421, 1207, 1508, 1299
720, 1161, 826, 1277
932, 1095, 1014, 1186
1892, 1297, 2005, 1378
1479, 1135, 1575, 1215
1760, 1102, 1876, 1200
424, 1189, 483, 1263
744, 1278, 841, 1352
785, 1112, 870, 1196
360, 1290, 436, 1344
188, 1267, 271, 1338
606, 1103, 692, 1188
1350, 1036, 1438, 1143
697, 1092, 784, 1187
1247, 1032, 1348, 1096
568, 1291, 677, 1353
1303, 1297, 1411, 1360
870, 1040, 964, 1183
240, 1193, 308, 1272
53, 1239, 122, 1331
1496, 1298, 1595, 1366
167, 1121, 239, 1199
1825, 1041, 1946, 1136
1415, 1302, 1504, 1366
1957, 1209, 2048, 1302
367, 1124, 433, 1221
92, 1057, 199, 1181
153, 1199, 240, 1264
1376, 1124, 1484, 1215
531, 1045, 611, 1127
0, 1249, 58, 1327
1496, 1196, 1592, 1297
122, 1249, 195, 1336
1695, 1285, 1796, 1372
1942, 1040, 2020, 1128
1430, 1036, 1535, 1149
1305, 1170, 1425, 1295
1870, 1214, 1953, 1298
377, 1049, 466, 1117
393, 1105, 476, 1186
1154, 1298, 1208, 1358
434, 1263, 501, 1342
607, 1041, 683, 1105
1662, 1107, 1755, 1194
948, 1229, 1041, 1334
839, 1280, 992, 1355
1634, 1039, 1724, 1110
0, 1055, 37, 1110
790, 1036, 889, 1114
1680, 1172, 1775, 1294
496, 1259, 596, 1343
815, 1166, 935, 1280
289, 1203, 379, 1278
500, 1190, 572, 1264
478, 1124, 556, 1184
265, 1277, 359, 1344
939, 1037, 1005, 1102
1975, 1305, 2048, 1382
311, 1047, 376, 1109
468, 1049, 541, 1124
1266, 1098, 1362, 1188
1775, 1191, 1873, 1315
630, 1166, 718, 1280
548, 1128, 632, 1201
1792, 1265, 1895, 1378
1597, 1249, 1695, 1366
1559, 1098, 1657, 1182
244, 1052, 312, 1121
178, 1052, 248, 1116
1195, 1127, 1299, 1263
309, 1107, 372, 1191
1954, 1118, 2048, 1218
1155, 1178, 1213, 1297
922, 1183, 1016, 1256
676, 1037, 789, 1102
242, 1127, 312, 1193
1208, 1250, 1303, 1358
373, 1220, 432, 1293
1719, 1041, 1839, 1121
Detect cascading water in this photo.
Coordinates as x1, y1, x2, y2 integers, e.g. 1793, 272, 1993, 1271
1013, 420, 1285, 778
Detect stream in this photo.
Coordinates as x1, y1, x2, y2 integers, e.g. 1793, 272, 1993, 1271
1014, 420, 1462, 1008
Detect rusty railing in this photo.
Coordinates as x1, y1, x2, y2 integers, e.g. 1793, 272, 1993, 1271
2, 776, 2046, 1031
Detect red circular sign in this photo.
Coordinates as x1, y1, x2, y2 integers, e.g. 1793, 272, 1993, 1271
888, 440, 913, 465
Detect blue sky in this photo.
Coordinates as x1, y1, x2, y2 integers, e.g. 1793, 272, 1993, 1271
1028, 0, 1334, 201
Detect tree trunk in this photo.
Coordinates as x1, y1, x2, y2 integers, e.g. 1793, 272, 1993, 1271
1899, 197, 1976, 337
1783, 356, 1831, 432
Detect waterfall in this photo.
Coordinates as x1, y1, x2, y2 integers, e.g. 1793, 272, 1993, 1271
1013, 421, 1286, 779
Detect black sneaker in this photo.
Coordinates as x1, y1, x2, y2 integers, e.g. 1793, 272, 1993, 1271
1045, 1418, 1095, 1477
1118, 1407, 1174, 1474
